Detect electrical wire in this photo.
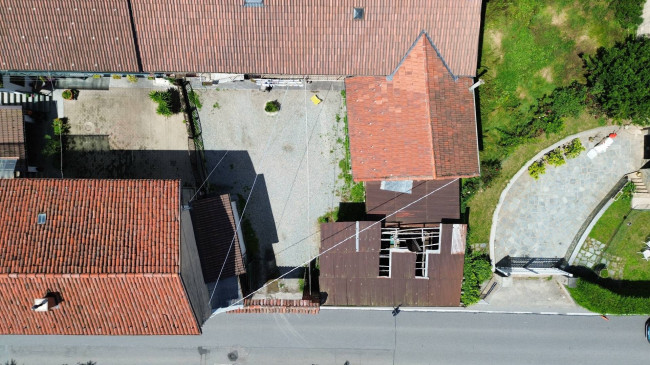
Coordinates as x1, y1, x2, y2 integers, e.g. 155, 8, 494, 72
209, 177, 459, 318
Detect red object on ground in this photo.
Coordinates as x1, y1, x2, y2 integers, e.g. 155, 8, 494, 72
609, 133, 617, 138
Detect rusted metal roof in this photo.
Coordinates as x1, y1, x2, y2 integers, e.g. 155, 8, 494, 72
319, 221, 464, 307
365, 179, 460, 224
190, 195, 246, 282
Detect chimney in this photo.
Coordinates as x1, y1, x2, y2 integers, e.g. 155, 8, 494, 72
32, 297, 55, 312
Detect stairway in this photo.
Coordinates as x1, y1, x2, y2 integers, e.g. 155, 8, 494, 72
630, 173, 649, 195
0, 91, 52, 112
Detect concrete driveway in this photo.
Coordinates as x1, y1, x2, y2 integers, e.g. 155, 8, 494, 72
197, 84, 346, 271
492, 126, 646, 264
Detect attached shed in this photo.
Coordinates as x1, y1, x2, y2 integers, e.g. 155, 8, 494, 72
319, 221, 466, 307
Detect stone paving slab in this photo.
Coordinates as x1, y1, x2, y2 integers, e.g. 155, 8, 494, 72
198, 86, 346, 268
494, 127, 645, 263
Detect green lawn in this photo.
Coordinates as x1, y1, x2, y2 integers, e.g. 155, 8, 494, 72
466, 0, 634, 244
588, 193, 632, 244
602, 209, 650, 281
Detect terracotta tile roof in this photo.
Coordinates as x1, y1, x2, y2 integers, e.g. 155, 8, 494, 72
0, 179, 179, 274
346, 34, 480, 181
0, 106, 26, 174
0, 1, 139, 72
190, 195, 246, 282
0, 274, 199, 335
0, 179, 202, 335
130, 0, 482, 76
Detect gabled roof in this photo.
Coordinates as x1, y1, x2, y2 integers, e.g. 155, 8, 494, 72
365, 179, 460, 224
319, 221, 465, 306
190, 195, 246, 282
131, 0, 482, 75
0, 106, 26, 175
0, 1, 139, 72
0, 179, 202, 335
346, 34, 480, 181
0, 179, 179, 274
0, 275, 199, 335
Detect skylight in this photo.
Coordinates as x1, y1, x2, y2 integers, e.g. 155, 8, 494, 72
353, 7, 364, 20
37, 213, 46, 225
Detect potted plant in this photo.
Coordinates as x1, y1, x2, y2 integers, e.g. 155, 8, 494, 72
264, 100, 281, 114
62, 89, 79, 100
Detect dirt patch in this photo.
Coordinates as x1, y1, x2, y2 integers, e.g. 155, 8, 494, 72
516, 86, 529, 100
549, 7, 568, 26
576, 34, 598, 55
538, 66, 554, 83
487, 29, 504, 60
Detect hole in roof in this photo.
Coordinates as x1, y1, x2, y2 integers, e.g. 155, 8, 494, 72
37, 213, 46, 225
353, 7, 364, 20
244, 0, 264, 7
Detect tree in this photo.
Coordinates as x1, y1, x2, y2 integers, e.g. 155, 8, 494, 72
585, 36, 650, 125
613, 0, 645, 30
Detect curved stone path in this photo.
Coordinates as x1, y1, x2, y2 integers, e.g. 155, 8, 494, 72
491, 126, 646, 264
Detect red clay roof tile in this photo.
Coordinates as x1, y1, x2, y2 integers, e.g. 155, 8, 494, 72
0, 1, 139, 72
0, 106, 26, 174
0, 274, 199, 335
0, 179, 179, 274
0, 179, 202, 335
346, 34, 480, 181
130, 0, 482, 76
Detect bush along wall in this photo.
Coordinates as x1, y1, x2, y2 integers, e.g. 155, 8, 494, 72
527, 138, 585, 179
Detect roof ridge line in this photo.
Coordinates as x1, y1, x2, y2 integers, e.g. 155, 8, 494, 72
422, 31, 458, 81
387, 30, 458, 81
421, 37, 438, 180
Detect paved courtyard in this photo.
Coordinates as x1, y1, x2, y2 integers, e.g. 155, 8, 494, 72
493, 126, 646, 263
60, 87, 194, 184
197, 84, 346, 270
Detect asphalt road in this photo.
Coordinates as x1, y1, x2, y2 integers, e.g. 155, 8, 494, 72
1, 309, 649, 365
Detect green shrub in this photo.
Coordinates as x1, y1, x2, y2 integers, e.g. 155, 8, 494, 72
126, 75, 138, 83
545, 147, 566, 167
149, 88, 181, 117
264, 100, 281, 113
480, 159, 502, 187
147, 76, 155, 80
52, 118, 70, 136
212, 101, 221, 109
564, 138, 585, 159
92, 74, 101, 79
461, 249, 492, 306
318, 208, 339, 223
544, 83, 587, 118
622, 181, 636, 198
528, 160, 546, 179
112, 74, 122, 80
568, 278, 650, 315
613, 0, 644, 30
298, 278, 305, 291
61, 90, 72, 100
42, 134, 60, 157
188, 90, 202, 110
585, 36, 650, 124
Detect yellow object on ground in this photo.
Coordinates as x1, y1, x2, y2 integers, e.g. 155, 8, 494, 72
311, 94, 322, 105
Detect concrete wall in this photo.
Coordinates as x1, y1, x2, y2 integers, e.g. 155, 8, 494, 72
179, 210, 211, 326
